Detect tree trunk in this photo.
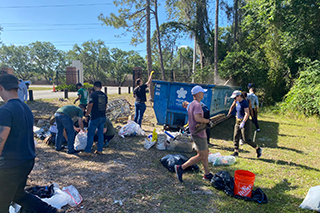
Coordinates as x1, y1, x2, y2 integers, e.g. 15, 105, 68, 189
234, 0, 238, 44
154, 0, 165, 80
146, 0, 154, 101
214, 0, 219, 84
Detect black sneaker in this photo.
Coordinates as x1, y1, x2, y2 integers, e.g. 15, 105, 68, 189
231, 152, 239, 157
67, 150, 80, 154
256, 147, 262, 158
203, 173, 213, 181
175, 165, 184, 182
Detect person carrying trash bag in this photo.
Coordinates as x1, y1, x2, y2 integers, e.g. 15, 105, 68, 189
175, 85, 215, 182
0, 74, 64, 213
227, 90, 262, 158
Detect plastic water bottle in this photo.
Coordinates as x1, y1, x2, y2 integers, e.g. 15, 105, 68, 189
214, 156, 236, 166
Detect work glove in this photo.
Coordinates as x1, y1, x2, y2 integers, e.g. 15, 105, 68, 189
208, 120, 215, 128
240, 121, 245, 129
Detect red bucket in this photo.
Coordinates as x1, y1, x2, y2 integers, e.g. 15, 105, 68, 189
234, 170, 255, 197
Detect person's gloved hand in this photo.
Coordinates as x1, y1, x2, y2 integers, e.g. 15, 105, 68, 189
209, 120, 215, 128
150, 71, 154, 76
240, 121, 245, 129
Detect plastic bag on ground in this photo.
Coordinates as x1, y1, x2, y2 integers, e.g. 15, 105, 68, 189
160, 154, 199, 173
62, 185, 83, 207
214, 156, 236, 166
118, 121, 146, 138
144, 139, 156, 150
208, 153, 222, 163
41, 183, 71, 209
299, 185, 320, 211
74, 131, 87, 151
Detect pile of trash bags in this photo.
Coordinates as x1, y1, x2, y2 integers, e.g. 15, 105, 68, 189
9, 183, 82, 212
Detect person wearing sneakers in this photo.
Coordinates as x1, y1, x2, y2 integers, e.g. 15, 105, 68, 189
0, 74, 64, 213
228, 90, 262, 158
247, 87, 260, 131
80, 81, 108, 156
175, 85, 214, 182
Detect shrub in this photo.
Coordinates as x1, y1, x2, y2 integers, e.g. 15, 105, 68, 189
83, 82, 93, 90
281, 59, 320, 117
55, 84, 77, 92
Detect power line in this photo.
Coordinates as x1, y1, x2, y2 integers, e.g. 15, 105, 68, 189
0, 3, 112, 9
4, 27, 108, 32
1, 23, 102, 27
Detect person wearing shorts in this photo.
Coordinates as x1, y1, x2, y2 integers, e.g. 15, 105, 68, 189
175, 85, 214, 182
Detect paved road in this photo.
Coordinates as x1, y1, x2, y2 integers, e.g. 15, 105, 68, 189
0, 86, 133, 101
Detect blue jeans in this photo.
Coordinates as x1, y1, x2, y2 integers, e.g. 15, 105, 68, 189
85, 116, 106, 153
134, 102, 146, 126
55, 113, 76, 153
0, 159, 57, 213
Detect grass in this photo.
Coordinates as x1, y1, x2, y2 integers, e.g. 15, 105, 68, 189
14, 93, 320, 212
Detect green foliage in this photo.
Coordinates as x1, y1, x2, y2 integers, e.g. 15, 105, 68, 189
67, 40, 110, 83
83, 83, 93, 90
55, 84, 77, 92
281, 59, 320, 117
0, 44, 35, 80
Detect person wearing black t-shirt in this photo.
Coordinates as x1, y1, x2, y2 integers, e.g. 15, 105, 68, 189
133, 71, 154, 126
0, 74, 62, 212
79, 81, 108, 156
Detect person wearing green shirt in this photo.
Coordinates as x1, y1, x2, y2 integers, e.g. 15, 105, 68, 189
93, 116, 117, 147
55, 105, 85, 154
74, 83, 88, 106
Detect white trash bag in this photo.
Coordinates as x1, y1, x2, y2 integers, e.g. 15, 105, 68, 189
118, 120, 146, 138
62, 185, 83, 207
41, 183, 71, 210
74, 131, 87, 151
300, 185, 320, 211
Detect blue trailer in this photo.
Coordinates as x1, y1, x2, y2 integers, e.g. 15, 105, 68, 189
153, 80, 237, 128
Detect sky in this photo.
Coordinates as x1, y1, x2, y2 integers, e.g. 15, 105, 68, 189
0, 0, 232, 57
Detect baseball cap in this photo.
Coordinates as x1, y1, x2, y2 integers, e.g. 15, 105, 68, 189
0, 74, 19, 90
230, 90, 241, 98
191, 85, 207, 95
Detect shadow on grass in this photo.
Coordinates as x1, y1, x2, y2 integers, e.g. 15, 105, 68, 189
28, 99, 60, 119
248, 157, 320, 172
210, 116, 305, 155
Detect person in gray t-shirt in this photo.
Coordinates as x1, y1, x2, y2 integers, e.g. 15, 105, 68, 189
247, 87, 260, 131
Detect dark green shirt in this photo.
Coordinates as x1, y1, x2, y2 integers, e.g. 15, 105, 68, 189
56, 105, 83, 118
77, 88, 88, 105
104, 117, 117, 136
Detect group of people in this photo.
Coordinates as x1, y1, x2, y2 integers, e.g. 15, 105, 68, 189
175, 85, 262, 182
0, 71, 262, 211
53, 82, 117, 157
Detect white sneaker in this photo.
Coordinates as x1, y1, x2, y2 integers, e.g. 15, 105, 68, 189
239, 139, 244, 146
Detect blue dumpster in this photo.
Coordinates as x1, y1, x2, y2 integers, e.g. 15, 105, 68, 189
153, 80, 238, 128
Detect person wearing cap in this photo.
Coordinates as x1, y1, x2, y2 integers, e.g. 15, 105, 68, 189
175, 85, 214, 182
228, 90, 262, 158
17, 79, 28, 103
133, 71, 154, 126
0, 74, 63, 212
74, 83, 88, 106
182, 101, 214, 146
